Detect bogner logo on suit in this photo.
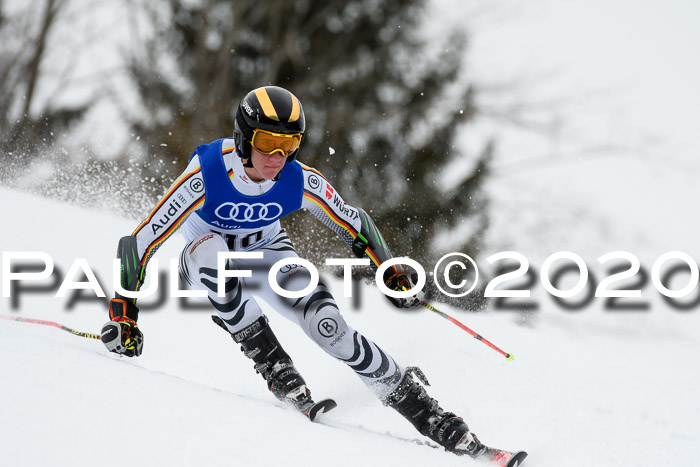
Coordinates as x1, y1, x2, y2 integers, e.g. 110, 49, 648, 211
214, 202, 284, 222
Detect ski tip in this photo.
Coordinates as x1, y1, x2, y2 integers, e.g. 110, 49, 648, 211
306, 398, 337, 422
505, 353, 514, 361
507, 451, 528, 467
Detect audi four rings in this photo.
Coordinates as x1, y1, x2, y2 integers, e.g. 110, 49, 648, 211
214, 202, 284, 222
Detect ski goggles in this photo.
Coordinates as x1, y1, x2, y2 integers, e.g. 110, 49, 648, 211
251, 129, 302, 157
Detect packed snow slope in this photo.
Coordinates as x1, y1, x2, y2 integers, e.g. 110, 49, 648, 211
1, 186, 699, 467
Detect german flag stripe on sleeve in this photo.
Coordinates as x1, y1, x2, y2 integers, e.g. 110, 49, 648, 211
303, 191, 355, 236
299, 163, 328, 181
132, 167, 202, 237
140, 197, 205, 267
302, 190, 380, 267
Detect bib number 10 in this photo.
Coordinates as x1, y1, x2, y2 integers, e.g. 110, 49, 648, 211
210, 230, 264, 250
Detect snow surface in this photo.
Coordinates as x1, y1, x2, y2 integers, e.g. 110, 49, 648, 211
1, 186, 699, 467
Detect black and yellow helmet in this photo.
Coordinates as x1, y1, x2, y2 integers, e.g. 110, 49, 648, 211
234, 86, 306, 164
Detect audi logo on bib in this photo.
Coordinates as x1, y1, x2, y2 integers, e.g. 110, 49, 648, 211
214, 202, 283, 222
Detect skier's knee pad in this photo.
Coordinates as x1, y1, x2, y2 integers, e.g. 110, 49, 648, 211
187, 233, 229, 271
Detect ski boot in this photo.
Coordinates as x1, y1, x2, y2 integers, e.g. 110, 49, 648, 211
385, 368, 486, 456
385, 368, 527, 465
226, 315, 313, 410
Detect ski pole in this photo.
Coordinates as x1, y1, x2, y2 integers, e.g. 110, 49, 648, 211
419, 301, 514, 361
0, 314, 101, 340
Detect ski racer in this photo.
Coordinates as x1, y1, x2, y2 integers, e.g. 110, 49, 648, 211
100, 86, 526, 465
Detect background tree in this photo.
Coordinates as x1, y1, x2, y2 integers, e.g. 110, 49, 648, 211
0, 0, 88, 178
126, 0, 491, 307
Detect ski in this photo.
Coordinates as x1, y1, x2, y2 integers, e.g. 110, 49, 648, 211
298, 398, 337, 422
480, 447, 528, 467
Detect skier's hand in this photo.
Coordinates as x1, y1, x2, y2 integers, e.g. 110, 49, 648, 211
384, 272, 424, 309
101, 298, 143, 357
101, 317, 143, 357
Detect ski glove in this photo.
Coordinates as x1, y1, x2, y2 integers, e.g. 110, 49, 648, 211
101, 299, 143, 357
384, 272, 423, 309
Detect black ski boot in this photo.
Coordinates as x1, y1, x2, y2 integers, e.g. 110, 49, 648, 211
225, 316, 313, 409
385, 368, 486, 457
